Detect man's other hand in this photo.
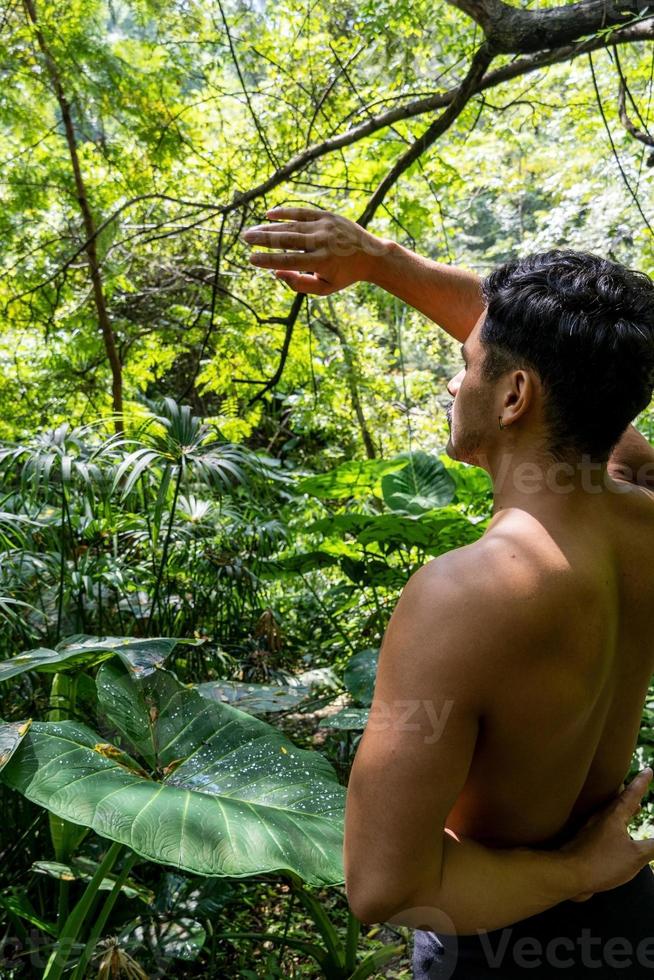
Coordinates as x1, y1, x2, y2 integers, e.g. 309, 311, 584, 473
241, 207, 389, 295
563, 767, 654, 901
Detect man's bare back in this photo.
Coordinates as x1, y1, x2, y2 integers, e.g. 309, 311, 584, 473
445, 480, 654, 850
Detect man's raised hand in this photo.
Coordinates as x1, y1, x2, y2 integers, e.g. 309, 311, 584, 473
241, 207, 389, 295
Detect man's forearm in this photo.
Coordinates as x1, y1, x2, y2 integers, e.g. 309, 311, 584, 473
384, 830, 580, 935
369, 239, 485, 344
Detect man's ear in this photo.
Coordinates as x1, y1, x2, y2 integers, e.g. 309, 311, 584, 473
501, 368, 537, 425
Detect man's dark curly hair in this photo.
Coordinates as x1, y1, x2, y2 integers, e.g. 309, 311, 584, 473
480, 250, 654, 463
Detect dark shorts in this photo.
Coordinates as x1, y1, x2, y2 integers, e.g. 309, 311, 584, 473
412, 865, 654, 978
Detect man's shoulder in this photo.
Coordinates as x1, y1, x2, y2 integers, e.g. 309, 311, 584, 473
415, 527, 553, 600
410, 529, 566, 642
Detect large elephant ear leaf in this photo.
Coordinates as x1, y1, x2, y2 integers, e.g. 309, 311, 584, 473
381, 452, 456, 514
96, 660, 292, 772
2, 668, 345, 885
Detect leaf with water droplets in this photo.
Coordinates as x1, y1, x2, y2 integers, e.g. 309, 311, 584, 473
0, 635, 203, 682
1, 666, 345, 885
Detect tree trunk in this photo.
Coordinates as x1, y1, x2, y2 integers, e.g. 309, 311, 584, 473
23, 0, 124, 431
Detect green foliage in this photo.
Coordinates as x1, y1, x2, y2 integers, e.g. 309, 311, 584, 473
381, 451, 456, 513
2, 657, 346, 884
343, 649, 379, 708
0, 635, 198, 682
1, 0, 653, 975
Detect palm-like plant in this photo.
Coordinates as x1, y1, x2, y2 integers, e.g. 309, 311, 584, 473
113, 397, 253, 633
0, 422, 122, 639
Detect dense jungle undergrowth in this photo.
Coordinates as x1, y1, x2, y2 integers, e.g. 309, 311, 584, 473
2, 0, 654, 975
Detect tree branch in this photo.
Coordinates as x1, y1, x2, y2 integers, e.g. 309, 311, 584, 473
448, 0, 651, 54
617, 58, 654, 149
358, 44, 494, 227
247, 293, 306, 406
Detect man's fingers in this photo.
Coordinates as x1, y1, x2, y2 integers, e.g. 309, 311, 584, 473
274, 271, 332, 295
242, 230, 317, 250
265, 207, 324, 222
618, 768, 653, 821
242, 222, 315, 240
249, 250, 321, 271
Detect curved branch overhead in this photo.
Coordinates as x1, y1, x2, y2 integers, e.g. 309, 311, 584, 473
243, 5, 654, 400
447, 0, 653, 53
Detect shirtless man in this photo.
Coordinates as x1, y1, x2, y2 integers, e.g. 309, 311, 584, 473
243, 208, 654, 977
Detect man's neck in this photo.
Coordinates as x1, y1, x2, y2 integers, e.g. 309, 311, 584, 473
483, 447, 618, 517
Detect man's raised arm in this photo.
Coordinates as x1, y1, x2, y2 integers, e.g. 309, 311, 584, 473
244, 207, 654, 488
242, 207, 484, 343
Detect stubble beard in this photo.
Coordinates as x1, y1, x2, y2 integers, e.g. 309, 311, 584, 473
446, 402, 487, 466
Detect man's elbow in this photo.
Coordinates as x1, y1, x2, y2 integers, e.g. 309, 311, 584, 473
346, 877, 458, 932
345, 872, 405, 924
345, 878, 431, 926
346, 889, 403, 925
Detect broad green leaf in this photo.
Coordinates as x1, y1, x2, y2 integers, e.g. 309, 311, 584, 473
196, 680, 313, 715
355, 514, 438, 549
2, 706, 345, 884
0, 635, 199, 683
2, 662, 345, 883
381, 452, 456, 513
343, 648, 379, 707
298, 459, 406, 500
